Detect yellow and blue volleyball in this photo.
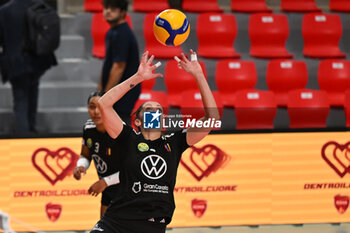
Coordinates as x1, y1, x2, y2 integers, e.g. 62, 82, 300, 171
153, 9, 190, 47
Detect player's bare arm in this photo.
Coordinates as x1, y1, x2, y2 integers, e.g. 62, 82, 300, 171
88, 171, 120, 197
98, 51, 163, 139
175, 50, 220, 146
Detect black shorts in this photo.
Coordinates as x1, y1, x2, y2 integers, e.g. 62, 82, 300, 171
90, 216, 166, 233
101, 185, 118, 206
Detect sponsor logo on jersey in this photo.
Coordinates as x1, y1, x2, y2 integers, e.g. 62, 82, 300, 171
132, 181, 141, 193
143, 183, 169, 194
143, 110, 161, 129
106, 147, 111, 156
138, 142, 149, 152
92, 154, 107, 174
87, 138, 93, 148
164, 143, 171, 152
141, 155, 167, 179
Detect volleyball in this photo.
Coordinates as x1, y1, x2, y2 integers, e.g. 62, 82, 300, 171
153, 9, 190, 46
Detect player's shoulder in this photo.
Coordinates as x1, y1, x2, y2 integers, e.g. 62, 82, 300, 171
83, 119, 97, 131
122, 122, 141, 136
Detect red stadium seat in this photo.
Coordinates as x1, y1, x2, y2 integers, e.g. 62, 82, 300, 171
144, 13, 183, 59
318, 60, 350, 107
179, 91, 224, 122
249, 13, 293, 58
91, 13, 133, 58
84, 0, 103, 12
345, 90, 350, 127
235, 89, 277, 130
215, 60, 257, 107
164, 60, 207, 107
196, 13, 240, 59
231, 0, 271, 13
182, 0, 223, 12
330, 0, 350, 12
281, 0, 320, 12
266, 60, 308, 106
141, 78, 156, 92
132, 0, 170, 12
287, 89, 330, 128
302, 13, 346, 58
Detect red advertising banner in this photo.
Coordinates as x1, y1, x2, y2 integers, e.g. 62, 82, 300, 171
0, 132, 349, 231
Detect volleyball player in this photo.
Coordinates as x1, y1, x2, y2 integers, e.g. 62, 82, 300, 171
73, 92, 121, 217
90, 50, 219, 233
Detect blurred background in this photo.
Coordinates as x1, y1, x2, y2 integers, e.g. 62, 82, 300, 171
0, 0, 349, 233
1, 0, 349, 137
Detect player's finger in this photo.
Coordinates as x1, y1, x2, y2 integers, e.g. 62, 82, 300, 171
79, 167, 86, 174
152, 73, 163, 79
142, 51, 149, 63
74, 173, 80, 180
152, 61, 161, 70
181, 53, 190, 63
147, 55, 155, 65
174, 56, 181, 63
190, 50, 197, 61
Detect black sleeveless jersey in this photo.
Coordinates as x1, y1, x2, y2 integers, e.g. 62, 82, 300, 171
104, 124, 190, 224
82, 120, 121, 178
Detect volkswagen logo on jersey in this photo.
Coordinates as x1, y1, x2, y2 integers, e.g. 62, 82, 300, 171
143, 110, 161, 129
141, 155, 167, 179
92, 154, 107, 174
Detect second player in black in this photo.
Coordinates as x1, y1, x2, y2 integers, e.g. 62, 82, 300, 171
74, 92, 121, 217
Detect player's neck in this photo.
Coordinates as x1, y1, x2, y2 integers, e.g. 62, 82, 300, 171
96, 124, 106, 133
141, 130, 162, 141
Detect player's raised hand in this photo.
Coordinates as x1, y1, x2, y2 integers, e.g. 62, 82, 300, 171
73, 166, 86, 180
174, 49, 203, 77
137, 51, 163, 81
88, 179, 108, 197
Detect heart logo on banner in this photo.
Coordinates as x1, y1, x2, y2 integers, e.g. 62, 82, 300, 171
32, 147, 79, 185
180, 144, 230, 181
334, 194, 349, 214
191, 199, 207, 218
321, 141, 350, 178
45, 202, 62, 222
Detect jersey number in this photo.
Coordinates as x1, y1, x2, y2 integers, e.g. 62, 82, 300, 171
94, 142, 100, 153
